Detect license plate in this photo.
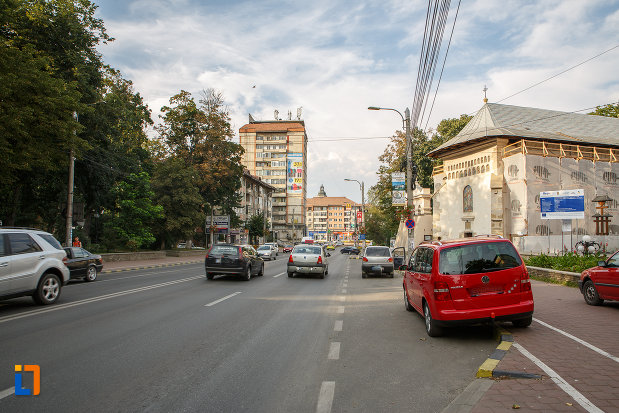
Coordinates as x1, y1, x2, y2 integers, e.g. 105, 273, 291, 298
299, 267, 311, 272
215, 258, 221, 264
371, 266, 382, 272
469, 285, 503, 296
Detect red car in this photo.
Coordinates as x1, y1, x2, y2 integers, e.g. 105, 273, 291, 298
283, 245, 293, 253
579, 252, 619, 305
401, 236, 534, 337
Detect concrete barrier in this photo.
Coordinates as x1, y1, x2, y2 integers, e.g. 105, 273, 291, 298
100, 250, 205, 262
526, 266, 580, 283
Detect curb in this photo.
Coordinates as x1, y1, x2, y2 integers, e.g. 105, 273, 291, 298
476, 325, 541, 379
101, 260, 202, 274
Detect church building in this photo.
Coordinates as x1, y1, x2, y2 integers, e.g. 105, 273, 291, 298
429, 102, 619, 253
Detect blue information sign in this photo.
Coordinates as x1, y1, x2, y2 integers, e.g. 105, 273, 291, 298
359, 234, 366, 240
540, 189, 585, 220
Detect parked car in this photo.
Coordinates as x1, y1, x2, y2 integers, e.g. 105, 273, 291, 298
63, 247, 103, 282
283, 245, 293, 253
287, 244, 330, 278
579, 252, 619, 305
340, 246, 360, 255
257, 245, 276, 260
205, 244, 263, 281
0, 228, 70, 305
326, 244, 335, 250
401, 237, 534, 337
362, 246, 394, 278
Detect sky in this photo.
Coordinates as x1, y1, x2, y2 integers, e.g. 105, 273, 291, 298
94, 0, 619, 204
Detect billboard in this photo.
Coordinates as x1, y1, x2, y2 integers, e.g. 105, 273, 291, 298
287, 153, 303, 194
392, 172, 406, 206
540, 189, 585, 220
206, 215, 230, 233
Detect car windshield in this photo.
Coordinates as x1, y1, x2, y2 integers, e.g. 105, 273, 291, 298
258, 246, 270, 251
365, 247, 390, 257
438, 242, 522, 275
293, 246, 322, 255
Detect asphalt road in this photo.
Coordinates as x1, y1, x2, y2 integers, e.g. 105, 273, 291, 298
0, 252, 496, 413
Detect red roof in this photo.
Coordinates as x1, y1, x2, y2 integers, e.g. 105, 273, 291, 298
239, 122, 305, 133
306, 197, 358, 207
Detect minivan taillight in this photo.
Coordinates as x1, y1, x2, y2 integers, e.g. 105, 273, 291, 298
317, 255, 323, 264
288, 254, 293, 263
205, 247, 212, 260
388, 257, 393, 262
362, 257, 368, 262
433, 282, 451, 301
62, 256, 68, 266
520, 270, 531, 292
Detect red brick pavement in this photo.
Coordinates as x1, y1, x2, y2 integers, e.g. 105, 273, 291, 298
472, 280, 619, 413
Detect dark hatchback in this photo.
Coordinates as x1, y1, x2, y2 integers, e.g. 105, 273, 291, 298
340, 246, 360, 255
63, 247, 103, 282
205, 244, 264, 281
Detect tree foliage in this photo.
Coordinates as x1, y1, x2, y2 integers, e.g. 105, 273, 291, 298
590, 103, 619, 118
246, 213, 267, 244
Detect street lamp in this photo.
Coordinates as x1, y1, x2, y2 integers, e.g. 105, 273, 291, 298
344, 178, 365, 249
368, 105, 413, 249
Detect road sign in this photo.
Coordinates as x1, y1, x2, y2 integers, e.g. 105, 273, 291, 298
359, 234, 366, 240
405, 219, 415, 229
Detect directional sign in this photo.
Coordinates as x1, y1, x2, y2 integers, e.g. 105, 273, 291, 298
405, 219, 415, 229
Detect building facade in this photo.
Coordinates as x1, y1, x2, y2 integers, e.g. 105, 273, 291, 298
429, 102, 619, 254
239, 115, 307, 242
231, 169, 275, 245
306, 185, 362, 242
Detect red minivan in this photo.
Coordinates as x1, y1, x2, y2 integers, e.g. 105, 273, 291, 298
402, 237, 534, 336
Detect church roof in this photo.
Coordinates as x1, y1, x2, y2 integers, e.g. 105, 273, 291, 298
428, 103, 619, 158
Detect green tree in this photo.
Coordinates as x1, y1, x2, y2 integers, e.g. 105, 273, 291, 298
590, 103, 619, 118
152, 158, 203, 249
103, 172, 163, 251
246, 213, 266, 244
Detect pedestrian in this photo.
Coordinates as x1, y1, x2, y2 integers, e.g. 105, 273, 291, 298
73, 236, 82, 247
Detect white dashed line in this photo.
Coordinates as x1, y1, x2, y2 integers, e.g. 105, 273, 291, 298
328, 342, 341, 359
204, 292, 242, 307
334, 320, 343, 331
339, 296, 346, 302
514, 343, 603, 413
336, 306, 345, 314
534, 318, 619, 363
273, 272, 285, 278
316, 381, 335, 413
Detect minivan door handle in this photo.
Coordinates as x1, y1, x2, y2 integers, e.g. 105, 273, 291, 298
0, 262, 8, 267
39, 255, 46, 260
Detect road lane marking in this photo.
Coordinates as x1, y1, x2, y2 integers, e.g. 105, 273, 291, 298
336, 306, 345, 314
534, 318, 619, 363
204, 292, 242, 307
0, 387, 14, 401
334, 320, 343, 331
328, 342, 341, 360
514, 343, 603, 413
96, 268, 194, 283
273, 272, 285, 278
339, 296, 346, 302
316, 381, 335, 413
0, 276, 203, 325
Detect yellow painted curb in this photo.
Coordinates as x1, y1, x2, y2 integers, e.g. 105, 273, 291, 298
497, 341, 512, 351
476, 358, 500, 378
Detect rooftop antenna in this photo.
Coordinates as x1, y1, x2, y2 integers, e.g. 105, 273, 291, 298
483, 85, 488, 103
297, 107, 303, 120
288, 110, 292, 120
274, 109, 279, 120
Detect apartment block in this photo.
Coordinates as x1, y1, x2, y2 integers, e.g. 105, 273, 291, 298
306, 185, 362, 243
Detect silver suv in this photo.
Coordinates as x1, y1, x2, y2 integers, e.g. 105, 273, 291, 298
0, 228, 70, 305
362, 246, 394, 278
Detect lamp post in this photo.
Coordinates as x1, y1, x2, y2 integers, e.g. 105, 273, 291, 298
345, 178, 365, 249
368, 106, 413, 248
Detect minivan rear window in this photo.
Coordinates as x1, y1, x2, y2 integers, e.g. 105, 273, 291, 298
439, 242, 522, 275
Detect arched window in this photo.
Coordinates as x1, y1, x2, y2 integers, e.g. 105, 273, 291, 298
477, 166, 481, 174
481, 165, 485, 173
463, 185, 473, 212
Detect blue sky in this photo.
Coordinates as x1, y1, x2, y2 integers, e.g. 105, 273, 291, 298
95, 0, 619, 204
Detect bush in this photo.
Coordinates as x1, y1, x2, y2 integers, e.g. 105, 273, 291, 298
525, 252, 607, 273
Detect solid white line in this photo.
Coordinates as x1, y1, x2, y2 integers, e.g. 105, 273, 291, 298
328, 342, 341, 360
0, 387, 14, 400
204, 292, 242, 307
316, 381, 335, 413
513, 343, 603, 413
0, 276, 203, 325
273, 272, 285, 278
534, 318, 619, 363
334, 320, 343, 331
339, 296, 346, 302
336, 306, 345, 314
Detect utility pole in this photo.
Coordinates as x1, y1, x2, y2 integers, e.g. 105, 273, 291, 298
65, 110, 78, 247
404, 108, 413, 251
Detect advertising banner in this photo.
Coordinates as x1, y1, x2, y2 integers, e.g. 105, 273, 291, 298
287, 153, 303, 194
391, 172, 406, 206
206, 215, 230, 233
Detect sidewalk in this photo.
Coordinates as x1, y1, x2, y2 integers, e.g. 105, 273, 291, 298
445, 280, 619, 413
101, 255, 204, 273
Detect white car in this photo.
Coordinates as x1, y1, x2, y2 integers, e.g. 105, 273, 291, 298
0, 228, 70, 305
257, 245, 275, 260
263, 242, 279, 257
287, 245, 330, 278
